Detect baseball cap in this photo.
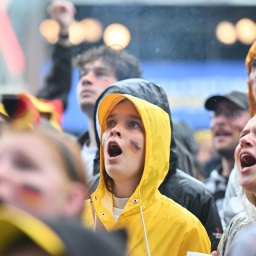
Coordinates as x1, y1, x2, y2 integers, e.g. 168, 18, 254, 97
204, 91, 249, 111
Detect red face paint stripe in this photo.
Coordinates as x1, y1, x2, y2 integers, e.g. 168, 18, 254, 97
127, 143, 137, 154
18, 185, 43, 206
127, 146, 136, 157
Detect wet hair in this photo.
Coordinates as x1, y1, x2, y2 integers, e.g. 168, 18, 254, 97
73, 45, 142, 81
102, 99, 128, 192
104, 172, 114, 193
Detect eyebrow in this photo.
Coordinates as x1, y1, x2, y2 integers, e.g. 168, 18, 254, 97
80, 66, 109, 74
106, 114, 142, 121
240, 129, 249, 138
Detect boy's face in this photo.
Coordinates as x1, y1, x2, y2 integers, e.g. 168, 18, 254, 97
0, 131, 73, 219
102, 100, 145, 191
77, 59, 118, 115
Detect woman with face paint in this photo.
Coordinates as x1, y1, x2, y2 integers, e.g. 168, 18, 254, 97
0, 124, 87, 220
83, 93, 211, 256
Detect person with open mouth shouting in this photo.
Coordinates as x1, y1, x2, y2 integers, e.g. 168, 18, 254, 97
83, 93, 211, 256
215, 115, 256, 256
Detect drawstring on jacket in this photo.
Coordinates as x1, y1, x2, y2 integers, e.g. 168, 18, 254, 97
139, 205, 151, 256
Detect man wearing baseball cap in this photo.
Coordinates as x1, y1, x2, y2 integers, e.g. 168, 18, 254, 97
204, 90, 250, 228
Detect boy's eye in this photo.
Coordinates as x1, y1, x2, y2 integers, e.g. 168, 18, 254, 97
13, 155, 36, 171
95, 70, 107, 77
79, 70, 88, 79
106, 120, 115, 128
128, 121, 141, 129
15, 160, 35, 170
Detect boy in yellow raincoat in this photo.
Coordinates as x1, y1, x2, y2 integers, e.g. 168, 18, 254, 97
83, 93, 211, 256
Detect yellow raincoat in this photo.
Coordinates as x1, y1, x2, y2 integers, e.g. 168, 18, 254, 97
83, 94, 211, 256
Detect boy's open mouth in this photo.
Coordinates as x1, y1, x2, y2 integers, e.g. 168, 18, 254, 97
108, 141, 122, 157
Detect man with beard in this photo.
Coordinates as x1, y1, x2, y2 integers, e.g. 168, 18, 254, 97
204, 91, 250, 227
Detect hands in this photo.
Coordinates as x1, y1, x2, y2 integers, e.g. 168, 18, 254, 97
210, 251, 219, 256
47, 0, 75, 35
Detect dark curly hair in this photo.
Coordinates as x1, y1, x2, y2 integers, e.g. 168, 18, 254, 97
73, 45, 142, 81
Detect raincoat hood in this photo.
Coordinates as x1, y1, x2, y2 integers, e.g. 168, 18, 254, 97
94, 78, 177, 177
95, 93, 171, 212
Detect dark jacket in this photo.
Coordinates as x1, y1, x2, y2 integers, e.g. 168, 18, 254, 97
80, 78, 223, 251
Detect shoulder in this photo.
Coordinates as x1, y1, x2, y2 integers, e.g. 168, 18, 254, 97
158, 194, 203, 223
218, 211, 250, 255
164, 169, 213, 199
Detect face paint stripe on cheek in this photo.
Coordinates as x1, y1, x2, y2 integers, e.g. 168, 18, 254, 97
126, 139, 141, 157
17, 184, 43, 207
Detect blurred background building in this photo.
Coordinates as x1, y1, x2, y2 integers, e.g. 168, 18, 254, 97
1, 0, 256, 134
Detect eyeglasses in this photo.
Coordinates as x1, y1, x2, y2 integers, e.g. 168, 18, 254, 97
211, 109, 244, 120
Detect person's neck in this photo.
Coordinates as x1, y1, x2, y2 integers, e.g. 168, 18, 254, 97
113, 180, 138, 198
221, 156, 234, 177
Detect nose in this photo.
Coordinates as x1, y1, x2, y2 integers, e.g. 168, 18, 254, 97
210, 114, 227, 129
240, 134, 254, 148
80, 71, 95, 86
110, 127, 121, 137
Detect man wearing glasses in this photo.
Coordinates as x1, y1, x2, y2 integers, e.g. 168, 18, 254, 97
204, 91, 250, 228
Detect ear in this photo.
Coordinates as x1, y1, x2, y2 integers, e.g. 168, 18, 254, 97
63, 182, 87, 218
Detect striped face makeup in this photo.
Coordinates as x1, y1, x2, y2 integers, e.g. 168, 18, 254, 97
17, 184, 43, 208
127, 139, 141, 157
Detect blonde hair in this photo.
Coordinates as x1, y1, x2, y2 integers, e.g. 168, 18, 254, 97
245, 190, 256, 206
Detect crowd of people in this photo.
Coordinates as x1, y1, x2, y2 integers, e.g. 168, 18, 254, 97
1, 0, 256, 255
